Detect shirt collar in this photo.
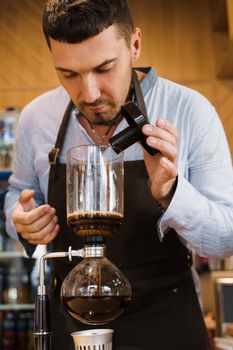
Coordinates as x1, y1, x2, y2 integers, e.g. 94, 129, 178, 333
135, 67, 158, 98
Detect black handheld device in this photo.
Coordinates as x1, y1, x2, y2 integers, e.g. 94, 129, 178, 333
109, 102, 158, 156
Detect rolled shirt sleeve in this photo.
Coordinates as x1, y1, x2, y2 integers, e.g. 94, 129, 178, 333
157, 104, 233, 258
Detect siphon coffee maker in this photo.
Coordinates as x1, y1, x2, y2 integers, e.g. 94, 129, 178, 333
33, 145, 132, 350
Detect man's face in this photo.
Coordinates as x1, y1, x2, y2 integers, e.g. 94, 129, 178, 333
50, 25, 141, 124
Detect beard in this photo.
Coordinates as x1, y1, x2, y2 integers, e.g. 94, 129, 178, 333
89, 111, 122, 125
78, 99, 121, 125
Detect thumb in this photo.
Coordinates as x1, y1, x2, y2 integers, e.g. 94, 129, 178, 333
18, 189, 36, 212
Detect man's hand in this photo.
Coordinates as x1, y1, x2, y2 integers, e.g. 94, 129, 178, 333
12, 189, 59, 245
142, 118, 179, 208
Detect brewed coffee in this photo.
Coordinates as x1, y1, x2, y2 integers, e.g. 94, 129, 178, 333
62, 295, 131, 325
67, 211, 123, 236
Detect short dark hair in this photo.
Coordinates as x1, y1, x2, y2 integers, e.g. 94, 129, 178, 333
42, 0, 134, 48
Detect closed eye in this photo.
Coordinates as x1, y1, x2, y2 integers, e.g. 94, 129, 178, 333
63, 72, 78, 79
94, 61, 115, 74
95, 65, 113, 73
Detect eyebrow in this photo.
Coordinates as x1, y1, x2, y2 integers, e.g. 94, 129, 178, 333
55, 58, 117, 73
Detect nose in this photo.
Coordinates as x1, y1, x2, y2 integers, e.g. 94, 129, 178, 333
81, 75, 101, 104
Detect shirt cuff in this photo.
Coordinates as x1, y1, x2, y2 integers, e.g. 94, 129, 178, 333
157, 170, 197, 240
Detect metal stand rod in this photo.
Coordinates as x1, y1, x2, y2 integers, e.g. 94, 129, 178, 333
33, 247, 84, 350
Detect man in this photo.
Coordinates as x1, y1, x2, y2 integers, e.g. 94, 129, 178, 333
4, 0, 233, 349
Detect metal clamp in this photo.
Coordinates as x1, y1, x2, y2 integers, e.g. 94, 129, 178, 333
48, 147, 60, 165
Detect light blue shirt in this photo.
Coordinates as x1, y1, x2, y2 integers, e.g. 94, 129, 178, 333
4, 68, 233, 259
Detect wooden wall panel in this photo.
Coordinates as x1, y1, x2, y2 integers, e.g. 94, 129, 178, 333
128, 0, 214, 81
0, 0, 58, 107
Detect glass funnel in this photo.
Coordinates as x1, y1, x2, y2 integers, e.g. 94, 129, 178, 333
61, 245, 132, 325
66, 145, 124, 237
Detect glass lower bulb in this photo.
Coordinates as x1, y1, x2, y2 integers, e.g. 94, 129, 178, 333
60, 246, 132, 325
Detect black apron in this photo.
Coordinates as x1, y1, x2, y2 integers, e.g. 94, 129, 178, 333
47, 70, 210, 350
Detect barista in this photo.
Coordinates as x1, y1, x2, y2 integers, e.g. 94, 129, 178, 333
5, 1, 233, 349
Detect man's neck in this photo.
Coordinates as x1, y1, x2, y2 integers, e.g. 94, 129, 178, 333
78, 115, 119, 145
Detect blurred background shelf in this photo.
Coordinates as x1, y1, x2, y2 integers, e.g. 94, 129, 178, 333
0, 171, 12, 178
0, 251, 25, 262
0, 304, 34, 311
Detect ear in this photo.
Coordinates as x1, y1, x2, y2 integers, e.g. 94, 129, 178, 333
131, 27, 142, 64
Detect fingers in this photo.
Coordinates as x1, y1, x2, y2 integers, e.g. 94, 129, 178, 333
156, 118, 179, 140
142, 118, 179, 162
13, 200, 59, 246
15, 206, 56, 231
27, 223, 59, 245
14, 205, 53, 226
160, 157, 178, 179
17, 206, 59, 243
18, 189, 36, 212
19, 189, 35, 204
142, 118, 179, 204
18, 211, 59, 245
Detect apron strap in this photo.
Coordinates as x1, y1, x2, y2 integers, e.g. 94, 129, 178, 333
48, 100, 74, 181
132, 69, 148, 118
